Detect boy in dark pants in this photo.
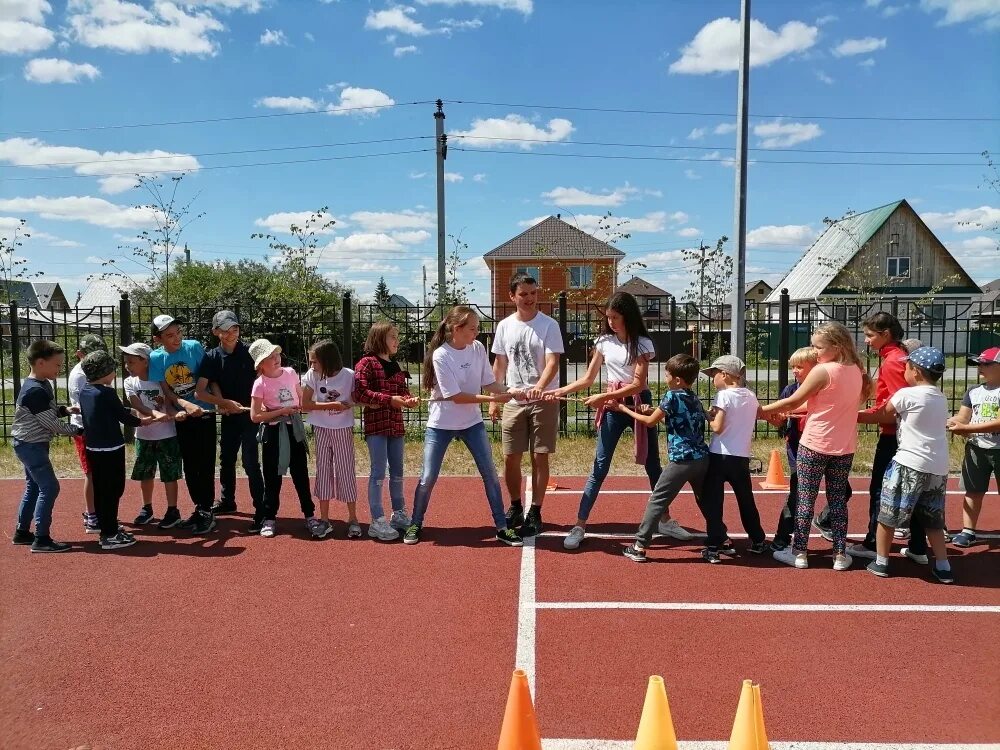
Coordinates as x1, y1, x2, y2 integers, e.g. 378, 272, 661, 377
79, 351, 157, 550
195, 310, 264, 517
11, 340, 82, 552
614, 354, 709, 563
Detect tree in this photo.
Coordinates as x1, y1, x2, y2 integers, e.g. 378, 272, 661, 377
91, 173, 203, 305
430, 234, 476, 308
679, 236, 732, 361
374, 276, 392, 307
0, 218, 43, 300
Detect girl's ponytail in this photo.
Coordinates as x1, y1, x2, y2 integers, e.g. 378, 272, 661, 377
422, 305, 477, 392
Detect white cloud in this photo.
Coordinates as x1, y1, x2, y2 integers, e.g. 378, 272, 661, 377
669, 18, 818, 74
520, 211, 667, 235
684, 169, 701, 180
0, 0, 55, 55
444, 171, 464, 182
304, 31, 314, 41
409, 171, 427, 179
50, 238, 84, 247
541, 184, 638, 207
324, 233, 404, 252
23, 57, 100, 83
714, 122, 737, 135
259, 28, 287, 46
393, 44, 418, 56
881, 5, 903, 17
392, 229, 431, 244
815, 14, 838, 24
921, 206, 1000, 233
816, 70, 834, 84
956, 236, 999, 251
0, 137, 200, 193
255, 95, 320, 112
416, 0, 532, 13
746, 224, 818, 248
753, 119, 823, 148
858, 58, 876, 68
920, 0, 1000, 29
439, 17, 483, 31
472, 173, 487, 182
66, 0, 228, 56
365, 6, 430, 36
349, 209, 434, 232
0, 195, 160, 229
667, 211, 689, 225
327, 86, 395, 116
687, 127, 706, 140
865, 0, 883, 6
450, 114, 574, 148
677, 227, 701, 238
85, 255, 105, 264
253, 211, 343, 234
832, 36, 887, 56
186, 0, 264, 10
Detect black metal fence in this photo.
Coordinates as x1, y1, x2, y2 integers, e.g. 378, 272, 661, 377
1, 291, 998, 441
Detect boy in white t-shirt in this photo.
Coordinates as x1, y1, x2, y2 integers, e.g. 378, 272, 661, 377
698, 355, 767, 564
120, 343, 185, 529
866, 347, 953, 583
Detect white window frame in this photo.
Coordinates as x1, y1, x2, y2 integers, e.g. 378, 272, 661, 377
514, 266, 540, 282
887, 256, 910, 278
568, 264, 594, 289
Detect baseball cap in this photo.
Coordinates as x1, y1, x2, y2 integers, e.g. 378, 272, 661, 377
212, 310, 239, 331
150, 314, 185, 335
118, 342, 152, 360
81, 350, 117, 382
701, 354, 746, 379
904, 346, 945, 374
77, 334, 107, 355
968, 347, 1000, 366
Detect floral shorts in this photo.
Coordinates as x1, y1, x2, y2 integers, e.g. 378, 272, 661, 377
878, 460, 946, 530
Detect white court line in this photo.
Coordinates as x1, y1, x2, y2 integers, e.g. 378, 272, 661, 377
546, 489, 974, 496
538, 531, 1000, 541
516, 476, 537, 699
534, 601, 1000, 614
543, 741, 1000, 749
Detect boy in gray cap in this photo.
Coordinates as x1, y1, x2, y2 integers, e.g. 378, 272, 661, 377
68, 334, 107, 533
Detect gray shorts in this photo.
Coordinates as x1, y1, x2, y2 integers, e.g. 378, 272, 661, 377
878, 460, 946, 530
959, 443, 1000, 495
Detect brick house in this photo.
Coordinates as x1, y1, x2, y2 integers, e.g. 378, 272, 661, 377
483, 215, 625, 309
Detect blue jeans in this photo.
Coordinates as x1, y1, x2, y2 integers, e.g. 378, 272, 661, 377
14, 440, 60, 538
578, 390, 661, 521
412, 422, 506, 529
366, 434, 405, 521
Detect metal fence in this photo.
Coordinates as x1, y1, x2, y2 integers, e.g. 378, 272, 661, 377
1, 291, 998, 442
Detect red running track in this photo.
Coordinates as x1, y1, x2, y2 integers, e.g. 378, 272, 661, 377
1, 476, 998, 749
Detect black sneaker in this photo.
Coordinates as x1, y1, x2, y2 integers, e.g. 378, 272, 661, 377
100, 532, 136, 551
931, 565, 955, 584
12, 528, 34, 545
403, 524, 421, 545
702, 547, 723, 564
505, 503, 524, 530
496, 528, 523, 547
812, 515, 834, 542
247, 517, 264, 535
212, 500, 238, 515
190, 509, 217, 535
866, 560, 890, 578
177, 510, 200, 530
30, 536, 71, 553
747, 540, 768, 555
623, 544, 647, 563
158, 507, 183, 529
718, 540, 738, 557
520, 507, 542, 538
769, 539, 789, 552
134, 505, 155, 525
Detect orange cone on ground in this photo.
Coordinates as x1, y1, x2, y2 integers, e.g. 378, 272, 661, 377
498, 669, 542, 750
759, 450, 790, 490
727, 680, 770, 750
634, 675, 678, 750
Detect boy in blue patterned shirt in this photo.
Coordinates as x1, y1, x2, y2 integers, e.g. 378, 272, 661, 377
613, 354, 709, 562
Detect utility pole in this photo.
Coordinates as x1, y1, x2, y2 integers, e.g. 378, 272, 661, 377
698, 240, 706, 318
184, 243, 191, 265
434, 99, 447, 309
731, 0, 751, 358
422, 265, 427, 306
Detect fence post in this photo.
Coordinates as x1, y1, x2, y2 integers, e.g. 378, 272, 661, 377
119, 293, 132, 347
668, 297, 677, 358
558, 291, 567, 434
341, 291, 353, 366
778, 288, 790, 394
891, 296, 899, 319
10, 299, 21, 399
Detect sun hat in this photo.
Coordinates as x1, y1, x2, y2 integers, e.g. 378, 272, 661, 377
118, 342, 152, 360
82, 350, 117, 382
248, 338, 281, 369
700, 354, 746, 379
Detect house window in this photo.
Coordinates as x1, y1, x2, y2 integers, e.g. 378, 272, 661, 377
568, 265, 593, 289
645, 298, 661, 315
514, 266, 540, 283
887, 257, 910, 278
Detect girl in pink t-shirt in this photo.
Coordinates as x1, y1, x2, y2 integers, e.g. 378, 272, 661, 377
761, 322, 872, 571
249, 338, 317, 539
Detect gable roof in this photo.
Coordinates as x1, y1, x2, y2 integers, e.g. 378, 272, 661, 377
617, 276, 671, 297
1, 280, 40, 307
483, 216, 626, 261
77, 278, 126, 308
387, 293, 416, 308
32, 282, 62, 309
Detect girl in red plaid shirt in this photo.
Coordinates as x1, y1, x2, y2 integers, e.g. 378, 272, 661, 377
353, 323, 420, 541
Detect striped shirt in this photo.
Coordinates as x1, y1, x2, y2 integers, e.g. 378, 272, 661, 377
12, 377, 79, 443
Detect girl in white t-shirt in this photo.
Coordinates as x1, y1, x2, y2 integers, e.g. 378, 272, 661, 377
301, 340, 356, 540
403, 306, 522, 547
550, 292, 693, 550
249, 339, 318, 539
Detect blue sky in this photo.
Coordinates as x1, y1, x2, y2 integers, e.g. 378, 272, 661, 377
1, 0, 998, 307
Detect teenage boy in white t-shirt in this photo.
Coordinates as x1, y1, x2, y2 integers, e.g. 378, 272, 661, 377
699, 355, 767, 563
866, 347, 953, 583
489, 273, 564, 537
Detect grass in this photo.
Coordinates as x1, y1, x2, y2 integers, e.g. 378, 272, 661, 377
0, 431, 971, 481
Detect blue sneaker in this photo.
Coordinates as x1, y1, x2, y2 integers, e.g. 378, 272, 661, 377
951, 531, 976, 548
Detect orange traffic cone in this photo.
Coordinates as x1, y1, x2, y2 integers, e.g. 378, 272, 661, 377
634, 675, 678, 750
759, 450, 790, 490
727, 680, 770, 750
498, 670, 542, 750
546, 479, 559, 491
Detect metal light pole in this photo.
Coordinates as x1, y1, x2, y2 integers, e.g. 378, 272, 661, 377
731, 0, 751, 358
434, 100, 447, 308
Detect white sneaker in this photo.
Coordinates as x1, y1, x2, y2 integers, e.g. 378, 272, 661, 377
846, 542, 877, 560
657, 518, 695, 541
902, 547, 929, 565
260, 520, 276, 538
368, 516, 400, 541
389, 509, 412, 531
773, 547, 808, 568
563, 525, 586, 550
833, 553, 853, 571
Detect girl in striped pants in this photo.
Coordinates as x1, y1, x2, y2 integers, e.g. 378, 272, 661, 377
302, 340, 359, 539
